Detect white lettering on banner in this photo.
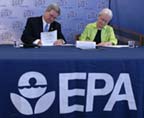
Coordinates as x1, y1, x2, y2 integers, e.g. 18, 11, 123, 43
104, 73, 137, 111
59, 73, 86, 113
10, 72, 137, 115
86, 73, 114, 112
59, 73, 137, 114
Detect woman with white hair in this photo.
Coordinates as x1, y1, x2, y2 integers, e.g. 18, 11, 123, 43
79, 8, 117, 46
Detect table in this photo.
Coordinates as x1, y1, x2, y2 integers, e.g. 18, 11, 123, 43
0, 45, 144, 118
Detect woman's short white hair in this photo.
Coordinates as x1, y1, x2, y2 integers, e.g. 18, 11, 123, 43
99, 8, 113, 20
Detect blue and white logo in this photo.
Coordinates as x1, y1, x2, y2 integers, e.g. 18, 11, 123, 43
10, 71, 55, 115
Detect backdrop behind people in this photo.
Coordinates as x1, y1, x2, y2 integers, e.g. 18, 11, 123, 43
79, 8, 117, 46
21, 3, 66, 46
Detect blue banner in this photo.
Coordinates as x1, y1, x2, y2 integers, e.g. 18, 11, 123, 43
0, 46, 144, 118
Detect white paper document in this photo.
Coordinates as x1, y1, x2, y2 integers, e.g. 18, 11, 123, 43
104, 45, 129, 48
40, 30, 57, 46
76, 41, 96, 49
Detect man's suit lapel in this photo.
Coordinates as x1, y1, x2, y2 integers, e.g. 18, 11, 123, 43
33, 16, 43, 38
39, 16, 43, 32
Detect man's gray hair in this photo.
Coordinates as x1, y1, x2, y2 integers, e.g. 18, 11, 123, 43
45, 3, 61, 15
99, 8, 113, 20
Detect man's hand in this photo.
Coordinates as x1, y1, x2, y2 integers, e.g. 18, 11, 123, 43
54, 39, 65, 46
97, 42, 112, 46
33, 39, 42, 46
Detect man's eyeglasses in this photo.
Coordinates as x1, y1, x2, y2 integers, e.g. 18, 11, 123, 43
49, 13, 57, 20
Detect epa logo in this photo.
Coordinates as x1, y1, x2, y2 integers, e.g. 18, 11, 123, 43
10, 71, 55, 115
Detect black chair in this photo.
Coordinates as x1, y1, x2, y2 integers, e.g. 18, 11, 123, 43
75, 34, 81, 40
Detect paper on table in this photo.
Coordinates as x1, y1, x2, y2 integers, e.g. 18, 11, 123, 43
40, 30, 57, 46
104, 45, 129, 48
76, 41, 96, 49
62, 44, 75, 46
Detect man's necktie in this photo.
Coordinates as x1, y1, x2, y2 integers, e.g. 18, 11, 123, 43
94, 30, 101, 44
44, 24, 49, 32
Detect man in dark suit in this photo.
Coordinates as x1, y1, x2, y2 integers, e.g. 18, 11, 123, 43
21, 3, 66, 46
